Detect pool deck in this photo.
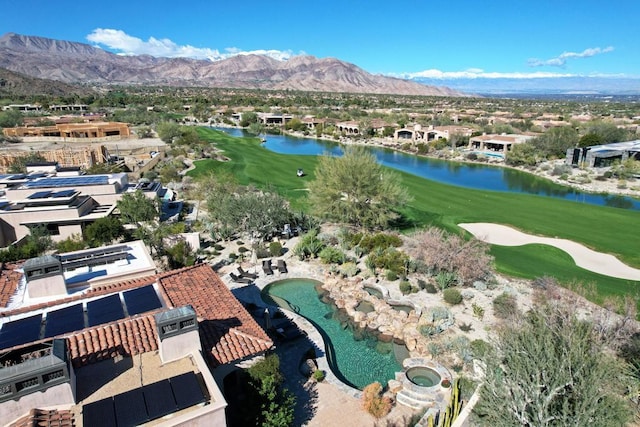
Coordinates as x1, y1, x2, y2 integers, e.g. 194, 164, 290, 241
224, 257, 418, 425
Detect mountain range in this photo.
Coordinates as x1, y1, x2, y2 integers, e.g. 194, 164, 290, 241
0, 33, 464, 97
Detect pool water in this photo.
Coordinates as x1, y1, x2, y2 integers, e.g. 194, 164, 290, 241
262, 279, 404, 390
406, 366, 441, 387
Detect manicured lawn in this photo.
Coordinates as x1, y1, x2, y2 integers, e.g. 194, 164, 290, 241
190, 128, 640, 305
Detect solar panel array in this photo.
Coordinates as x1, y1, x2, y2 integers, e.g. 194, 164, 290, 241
26, 189, 78, 200
0, 315, 42, 350
0, 285, 163, 350
83, 373, 206, 426
24, 175, 109, 188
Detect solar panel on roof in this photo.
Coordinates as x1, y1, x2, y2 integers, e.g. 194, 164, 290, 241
87, 294, 125, 327
143, 380, 177, 419
83, 398, 116, 427
114, 388, 149, 426
123, 286, 162, 316
0, 314, 42, 350
171, 372, 206, 410
44, 304, 85, 338
53, 189, 76, 198
27, 190, 52, 199
24, 175, 109, 188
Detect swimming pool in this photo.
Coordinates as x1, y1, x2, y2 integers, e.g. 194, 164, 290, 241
262, 279, 404, 390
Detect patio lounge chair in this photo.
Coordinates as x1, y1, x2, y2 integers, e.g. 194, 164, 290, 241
237, 266, 258, 280
262, 260, 274, 275
277, 259, 288, 274
229, 272, 253, 284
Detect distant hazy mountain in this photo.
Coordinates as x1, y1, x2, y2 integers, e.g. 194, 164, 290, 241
0, 33, 464, 97
411, 76, 640, 96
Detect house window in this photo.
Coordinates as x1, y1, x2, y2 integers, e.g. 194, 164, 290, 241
46, 224, 60, 235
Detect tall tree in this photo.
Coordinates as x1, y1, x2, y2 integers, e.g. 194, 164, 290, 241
473, 306, 632, 426
116, 190, 158, 225
307, 147, 410, 229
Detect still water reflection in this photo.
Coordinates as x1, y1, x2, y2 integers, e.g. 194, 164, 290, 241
215, 128, 640, 210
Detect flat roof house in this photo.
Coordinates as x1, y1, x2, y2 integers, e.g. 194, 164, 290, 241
0, 172, 164, 247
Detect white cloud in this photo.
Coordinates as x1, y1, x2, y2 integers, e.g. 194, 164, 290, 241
528, 46, 614, 68
86, 28, 295, 61
393, 68, 576, 80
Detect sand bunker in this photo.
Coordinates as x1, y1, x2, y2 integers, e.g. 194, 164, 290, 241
459, 223, 640, 281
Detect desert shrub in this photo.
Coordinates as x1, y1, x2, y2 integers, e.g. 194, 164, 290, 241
424, 281, 438, 294
399, 280, 412, 295
443, 288, 463, 305
406, 228, 493, 285
269, 241, 283, 257
312, 369, 325, 382
472, 303, 485, 320
338, 262, 359, 277
293, 230, 325, 260
359, 232, 403, 253
436, 271, 458, 290
551, 164, 572, 176
228, 252, 237, 261
361, 382, 392, 419
459, 322, 473, 332
429, 306, 451, 322
419, 324, 438, 337
318, 246, 346, 264
466, 152, 478, 160
470, 339, 491, 358
238, 246, 249, 254
368, 246, 409, 275
214, 243, 224, 251
427, 342, 442, 356
385, 270, 398, 281
493, 292, 519, 319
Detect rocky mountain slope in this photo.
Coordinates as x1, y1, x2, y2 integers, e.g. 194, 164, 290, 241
0, 67, 95, 97
0, 33, 464, 97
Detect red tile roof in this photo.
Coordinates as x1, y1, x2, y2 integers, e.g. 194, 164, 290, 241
67, 315, 158, 367
8, 409, 74, 427
0, 262, 24, 308
1, 262, 272, 368
157, 264, 273, 366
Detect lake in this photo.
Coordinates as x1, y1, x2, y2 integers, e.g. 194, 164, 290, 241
215, 127, 640, 211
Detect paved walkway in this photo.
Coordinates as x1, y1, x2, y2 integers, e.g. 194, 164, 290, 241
459, 222, 640, 281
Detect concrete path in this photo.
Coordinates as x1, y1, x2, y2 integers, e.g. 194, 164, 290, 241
459, 223, 640, 281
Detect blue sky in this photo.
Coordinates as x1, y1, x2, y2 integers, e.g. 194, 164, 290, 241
3, 0, 640, 81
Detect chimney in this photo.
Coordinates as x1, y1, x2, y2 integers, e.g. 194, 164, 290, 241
23, 256, 67, 298
155, 305, 201, 363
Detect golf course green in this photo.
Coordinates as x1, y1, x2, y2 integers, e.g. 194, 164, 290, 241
189, 127, 640, 308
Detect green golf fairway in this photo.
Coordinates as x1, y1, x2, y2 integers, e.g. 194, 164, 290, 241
190, 128, 640, 309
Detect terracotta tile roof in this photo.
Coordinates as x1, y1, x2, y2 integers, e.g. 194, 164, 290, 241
157, 264, 273, 366
67, 315, 158, 367
0, 262, 24, 308
1, 263, 271, 368
8, 408, 74, 427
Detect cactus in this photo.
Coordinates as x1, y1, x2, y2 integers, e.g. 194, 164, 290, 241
437, 378, 463, 427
